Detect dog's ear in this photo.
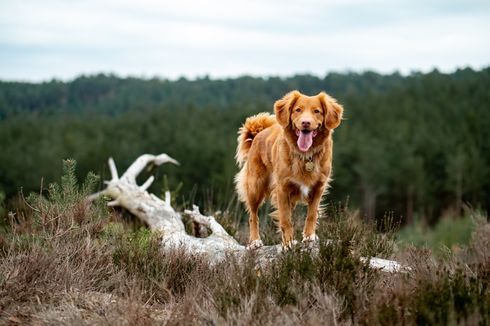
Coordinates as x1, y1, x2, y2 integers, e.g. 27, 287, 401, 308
319, 92, 343, 130
274, 90, 301, 128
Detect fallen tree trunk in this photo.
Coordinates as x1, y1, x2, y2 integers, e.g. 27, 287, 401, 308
89, 153, 407, 273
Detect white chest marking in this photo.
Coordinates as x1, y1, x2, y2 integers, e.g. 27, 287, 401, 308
300, 184, 310, 198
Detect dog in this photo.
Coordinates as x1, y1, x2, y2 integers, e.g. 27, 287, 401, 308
234, 90, 343, 249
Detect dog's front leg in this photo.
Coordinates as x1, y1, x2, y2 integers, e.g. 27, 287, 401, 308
303, 181, 326, 242
277, 184, 295, 247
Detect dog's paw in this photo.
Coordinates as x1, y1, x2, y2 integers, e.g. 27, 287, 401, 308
280, 239, 299, 252
247, 239, 264, 250
302, 234, 319, 249
302, 233, 319, 243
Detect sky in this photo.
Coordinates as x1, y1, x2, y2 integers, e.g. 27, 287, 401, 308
0, 0, 489, 82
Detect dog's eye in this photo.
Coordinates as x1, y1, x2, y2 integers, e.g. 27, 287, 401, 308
314, 109, 321, 114
295, 108, 301, 112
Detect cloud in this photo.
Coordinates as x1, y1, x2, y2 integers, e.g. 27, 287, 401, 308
0, 0, 489, 81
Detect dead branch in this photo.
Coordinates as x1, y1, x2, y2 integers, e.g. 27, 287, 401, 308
90, 153, 408, 272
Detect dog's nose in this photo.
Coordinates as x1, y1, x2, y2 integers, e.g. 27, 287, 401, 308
301, 120, 311, 129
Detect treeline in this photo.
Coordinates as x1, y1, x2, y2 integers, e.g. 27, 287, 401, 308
0, 68, 489, 224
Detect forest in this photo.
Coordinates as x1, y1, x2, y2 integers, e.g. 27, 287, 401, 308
0, 67, 489, 225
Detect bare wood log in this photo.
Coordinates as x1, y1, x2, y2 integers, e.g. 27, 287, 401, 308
90, 153, 409, 273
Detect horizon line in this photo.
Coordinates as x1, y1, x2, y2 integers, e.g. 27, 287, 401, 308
1, 64, 487, 84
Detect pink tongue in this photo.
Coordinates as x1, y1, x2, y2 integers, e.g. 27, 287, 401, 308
297, 131, 313, 152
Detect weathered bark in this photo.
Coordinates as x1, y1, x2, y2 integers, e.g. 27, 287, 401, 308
90, 153, 408, 273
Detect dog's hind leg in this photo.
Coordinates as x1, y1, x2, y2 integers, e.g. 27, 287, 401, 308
246, 202, 263, 249
244, 171, 269, 249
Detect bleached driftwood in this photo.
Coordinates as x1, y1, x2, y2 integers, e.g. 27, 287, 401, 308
90, 153, 408, 273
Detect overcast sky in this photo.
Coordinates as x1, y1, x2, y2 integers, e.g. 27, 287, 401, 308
0, 0, 489, 81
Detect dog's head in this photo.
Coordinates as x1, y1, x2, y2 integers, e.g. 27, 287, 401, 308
274, 90, 343, 152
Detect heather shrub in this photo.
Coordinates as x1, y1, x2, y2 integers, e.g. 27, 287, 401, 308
0, 161, 488, 325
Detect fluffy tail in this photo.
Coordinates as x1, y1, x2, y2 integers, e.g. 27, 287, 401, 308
235, 112, 276, 167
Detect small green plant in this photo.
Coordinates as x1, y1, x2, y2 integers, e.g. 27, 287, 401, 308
24, 159, 102, 235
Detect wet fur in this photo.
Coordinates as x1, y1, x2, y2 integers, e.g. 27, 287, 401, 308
235, 90, 344, 246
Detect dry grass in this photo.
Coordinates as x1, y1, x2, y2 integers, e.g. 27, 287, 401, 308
0, 161, 488, 325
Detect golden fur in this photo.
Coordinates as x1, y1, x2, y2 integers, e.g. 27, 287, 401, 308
235, 90, 344, 247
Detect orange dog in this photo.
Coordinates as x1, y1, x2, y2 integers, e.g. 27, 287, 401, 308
235, 90, 343, 248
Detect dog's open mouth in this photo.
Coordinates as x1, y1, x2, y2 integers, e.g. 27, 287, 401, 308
295, 129, 318, 152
